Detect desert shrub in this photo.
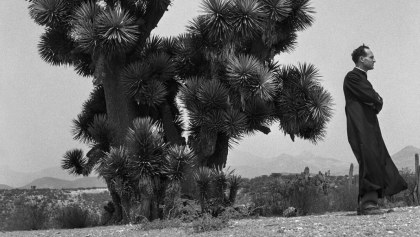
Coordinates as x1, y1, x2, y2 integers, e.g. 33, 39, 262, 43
5, 198, 50, 231
242, 170, 341, 216
55, 205, 99, 229
193, 167, 243, 217
99, 201, 115, 224
250, 177, 288, 216
191, 213, 229, 233
390, 168, 417, 206
163, 198, 200, 222
329, 183, 358, 211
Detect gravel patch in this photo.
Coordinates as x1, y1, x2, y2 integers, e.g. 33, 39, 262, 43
2, 206, 419, 237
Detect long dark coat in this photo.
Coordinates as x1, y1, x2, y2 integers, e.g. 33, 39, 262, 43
343, 68, 407, 198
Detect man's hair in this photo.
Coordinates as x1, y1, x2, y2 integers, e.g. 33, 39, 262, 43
351, 44, 370, 64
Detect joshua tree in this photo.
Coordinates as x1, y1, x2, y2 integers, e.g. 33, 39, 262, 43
27, 0, 183, 147
176, 0, 333, 169
31, 0, 333, 221
27, 0, 184, 222
29, 0, 332, 170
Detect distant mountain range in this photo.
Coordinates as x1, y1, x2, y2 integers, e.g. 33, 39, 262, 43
389, 145, 420, 172
226, 145, 420, 178
0, 165, 80, 188
20, 177, 106, 189
1, 145, 418, 188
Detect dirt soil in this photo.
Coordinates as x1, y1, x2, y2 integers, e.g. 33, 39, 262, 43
1, 206, 419, 237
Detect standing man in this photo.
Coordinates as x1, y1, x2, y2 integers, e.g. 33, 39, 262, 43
343, 45, 407, 215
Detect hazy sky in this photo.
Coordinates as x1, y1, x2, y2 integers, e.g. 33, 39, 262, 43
1, 0, 419, 173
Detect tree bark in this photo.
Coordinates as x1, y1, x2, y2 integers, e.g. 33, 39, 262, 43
105, 178, 123, 223
120, 193, 131, 224
159, 101, 183, 145
201, 132, 230, 170
95, 55, 137, 224
97, 55, 138, 146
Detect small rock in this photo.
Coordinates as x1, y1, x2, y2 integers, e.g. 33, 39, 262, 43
388, 231, 395, 234
283, 207, 297, 217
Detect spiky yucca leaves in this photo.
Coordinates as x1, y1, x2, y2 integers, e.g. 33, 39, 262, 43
227, 173, 242, 204
179, 78, 248, 157
96, 6, 140, 55
70, 1, 141, 55
287, 0, 314, 31
193, 166, 213, 211
62, 149, 86, 175
134, 35, 180, 61
179, 78, 229, 131
121, 53, 176, 107
38, 28, 74, 66
201, 0, 233, 42
276, 63, 333, 142
262, 0, 292, 22
230, 0, 266, 39
174, 33, 211, 79
28, 0, 69, 27
222, 109, 247, 138
138, 35, 164, 58
97, 146, 132, 185
88, 114, 117, 150
70, 1, 101, 54
125, 117, 167, 181
148, 53, 176, 81
164, 145, 196, 182
197, 80, 229, 111
83, 145, 106, 176
73, 53, 95, 77
72, 86, 107, 144
193, 167, 243, 213
65, 114, 116, 177
211, 168, 231, 201
198, 0, 310, 53
226, 54, 277, 102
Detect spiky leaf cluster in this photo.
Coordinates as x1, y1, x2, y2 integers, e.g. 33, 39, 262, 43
63, 113, 116, 176
28, 0, 169, 76
275, 63, 333, 143
179, 78, 248, 144
121, 53, 177, 107
125, 117, 167, 180
72, 86, 107, 144
226, 54, 277, 102
196, 0, 313, 54
70, 1, 140, 56
62, 149, 86, 175
193, 167, 242, 209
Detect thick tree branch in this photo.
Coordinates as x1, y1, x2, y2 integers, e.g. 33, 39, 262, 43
137, 1, 171, 50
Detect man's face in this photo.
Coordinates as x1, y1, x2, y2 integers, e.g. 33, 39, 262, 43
360, 48, 376, 70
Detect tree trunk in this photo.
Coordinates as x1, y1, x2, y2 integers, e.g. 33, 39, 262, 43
159, 101, 183, 145
96, 55, 137, 146
202, 132, 230, 170
120, 194, 131, 224
95, 55, 137, 224
105, 179, 123, 223
150, 199, 159, 221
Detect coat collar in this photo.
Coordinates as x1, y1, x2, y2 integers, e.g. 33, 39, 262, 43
353, 67, 367, 78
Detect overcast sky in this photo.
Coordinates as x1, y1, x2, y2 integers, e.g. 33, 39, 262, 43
1, 0, 419, 173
